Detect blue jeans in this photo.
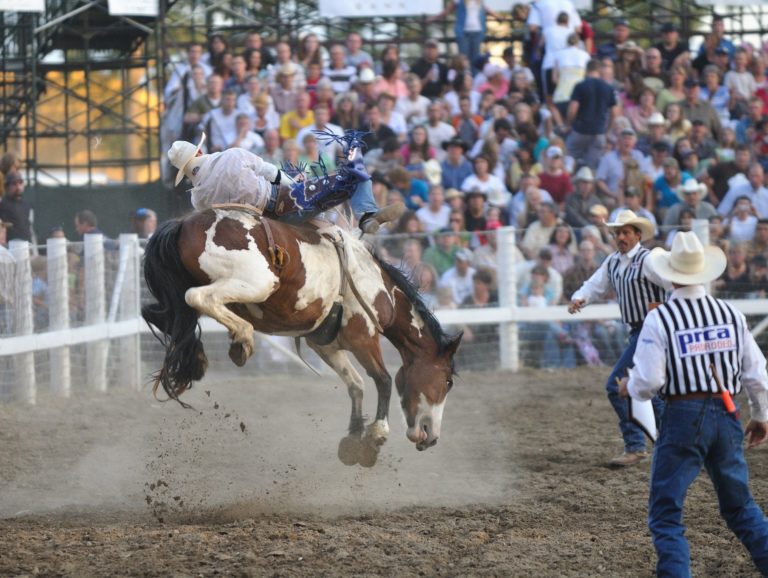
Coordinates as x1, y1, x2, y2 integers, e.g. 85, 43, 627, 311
349, 180, 378, 217
457, 31, 483, 74
566, 130, 605, 173
607, 329, 664, 453
649, 398, 768, 577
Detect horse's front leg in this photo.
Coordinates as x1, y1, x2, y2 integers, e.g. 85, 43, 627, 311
348, 339, 392, 455
305, 341, 367, 466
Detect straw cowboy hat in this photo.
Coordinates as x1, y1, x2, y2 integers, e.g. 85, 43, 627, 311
648, 231, 726, 285
168, 132, 206, 186
605, 209, 655, 241
676, 178, 707, 203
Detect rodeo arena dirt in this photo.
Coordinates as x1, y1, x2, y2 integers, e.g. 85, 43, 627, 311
1, 359, 767, 577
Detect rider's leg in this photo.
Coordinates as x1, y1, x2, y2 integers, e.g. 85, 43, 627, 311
351, 180, 405, 234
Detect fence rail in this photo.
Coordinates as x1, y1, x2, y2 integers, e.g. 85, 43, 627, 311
1, 227, 767, 403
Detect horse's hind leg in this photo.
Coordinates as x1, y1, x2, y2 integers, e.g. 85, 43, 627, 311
306, 341, 367, 466
185, 279, 272, 366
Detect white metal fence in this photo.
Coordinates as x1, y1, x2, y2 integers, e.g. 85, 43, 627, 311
1, 227, 767, 403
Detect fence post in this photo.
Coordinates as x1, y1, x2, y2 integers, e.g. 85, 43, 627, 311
85, 234, 107, 392
497, 226, 519, 371
116, 234, 142, 390
9, 240, 36, 404
47, 237, 71, 397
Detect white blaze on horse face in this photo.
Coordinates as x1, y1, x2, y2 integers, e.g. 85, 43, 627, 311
199, 210, 279, 297
409, 304, 424, 338
406, 392, 445, 445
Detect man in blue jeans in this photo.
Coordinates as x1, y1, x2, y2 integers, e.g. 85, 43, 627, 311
568, 210, 670, 466
622, 231, 768, 577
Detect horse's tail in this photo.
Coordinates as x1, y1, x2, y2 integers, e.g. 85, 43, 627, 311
141, 218, 208, 406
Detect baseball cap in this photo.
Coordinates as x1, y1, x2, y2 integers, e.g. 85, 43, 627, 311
625, 186, 641, 197
614, 17, 629, 27
683, 78, 699, 88
455, 248, 473, 261
660, 22, 678, 33
425, 38, 439, 48
546, 145, 563, 158
620, 127, 636, 137
652, 141, 671, 153
714, 47, 729, 56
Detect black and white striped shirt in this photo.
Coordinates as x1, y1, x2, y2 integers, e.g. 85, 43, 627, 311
572, 243, 670, 327
628, 285, 768, 418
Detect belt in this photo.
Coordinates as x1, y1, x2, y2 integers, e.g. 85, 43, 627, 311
666, 392, 722, 402
628, 322, 643, 332
265, 185, 278, 214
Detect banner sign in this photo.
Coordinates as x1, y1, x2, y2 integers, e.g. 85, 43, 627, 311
318, 0, 442, 18
0, 0, 44, 11
107, 0, 158, 17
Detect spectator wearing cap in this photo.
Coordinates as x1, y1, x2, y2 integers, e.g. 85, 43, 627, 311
610, 186, 658, 237
718, 163, 768, 218
698, 14, 735, 61
410, 39, 449, 99
132, 208, 158, 239
438, 247, 477, 305
596, 17, 631, 62
0, 170, 34, 243
636, 112, 671, 157
681, 77, 723, 141
269, 63, 302, 115
323, 43, 358, 94
564, 166, 602, 230
595, 127, 646, 210
354, 68, 378, 113
654, 22, 687, 72
663, 179, 718, 227
424, 228, 460, 276
538, 145, 573, 207
689, 119, 718, 163
566, 59, 619, 172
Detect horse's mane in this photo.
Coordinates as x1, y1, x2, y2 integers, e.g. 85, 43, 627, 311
371, 252, 455, 355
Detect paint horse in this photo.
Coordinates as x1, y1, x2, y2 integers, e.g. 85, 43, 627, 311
141, 209, 462, 466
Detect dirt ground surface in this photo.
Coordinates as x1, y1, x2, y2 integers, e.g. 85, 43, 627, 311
1, 366, 766, 577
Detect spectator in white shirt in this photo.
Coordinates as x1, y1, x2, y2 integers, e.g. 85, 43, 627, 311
164, 42, 212, 102
439, 248, 477, 305
425, 102, 457, 161
416, 185, 452, 234
718, 164, 768, 218
229, 114, 265, 154
202, 90, 239, 152
396, 73, 431, 129
727, 196, 759, 244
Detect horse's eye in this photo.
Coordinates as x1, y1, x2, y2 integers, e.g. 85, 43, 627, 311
447, 379, 453, 391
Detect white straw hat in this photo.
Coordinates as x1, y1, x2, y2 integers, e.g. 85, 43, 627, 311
676, 179, 707, 202
605, 209, 655, 241
648, 231, 726, 285
168, 132, 206, 186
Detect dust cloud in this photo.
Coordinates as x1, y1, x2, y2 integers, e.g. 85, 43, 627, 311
0, 371, 518, 522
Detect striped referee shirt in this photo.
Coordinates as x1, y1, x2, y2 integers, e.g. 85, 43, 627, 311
628, 285, 768, 421
572, 243, 670, 326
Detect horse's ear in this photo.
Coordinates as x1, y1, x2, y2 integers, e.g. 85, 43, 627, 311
445, 332, 463, 357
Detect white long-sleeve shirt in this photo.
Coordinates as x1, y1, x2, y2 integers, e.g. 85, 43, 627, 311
571, 243, 671, 304
189, 148, 275, 211
628, 285, 768, 422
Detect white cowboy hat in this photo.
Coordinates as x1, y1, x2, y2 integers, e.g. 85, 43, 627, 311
605, 209, 655, 241
168, 132, 206, 186
676, 178, 707, 203
648, 231, 726, 285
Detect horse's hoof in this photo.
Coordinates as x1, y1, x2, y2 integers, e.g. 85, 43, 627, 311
228, 342, 249, 367
363, 422, 389, 448
337, 436, 360, 466
358, 444, 379, 468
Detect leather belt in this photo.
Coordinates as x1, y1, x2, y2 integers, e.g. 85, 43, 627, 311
666, 392, 722, 402
629, 323, 643, 332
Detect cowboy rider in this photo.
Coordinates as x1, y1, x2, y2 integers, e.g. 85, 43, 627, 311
167, 132, 404, 233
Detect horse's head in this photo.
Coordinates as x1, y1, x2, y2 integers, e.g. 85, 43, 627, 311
395, 332, 462, 451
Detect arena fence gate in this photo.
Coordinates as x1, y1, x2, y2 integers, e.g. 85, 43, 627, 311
1, 227, 767, 404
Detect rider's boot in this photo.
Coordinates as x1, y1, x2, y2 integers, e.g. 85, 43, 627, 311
359, 202, 406, 235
